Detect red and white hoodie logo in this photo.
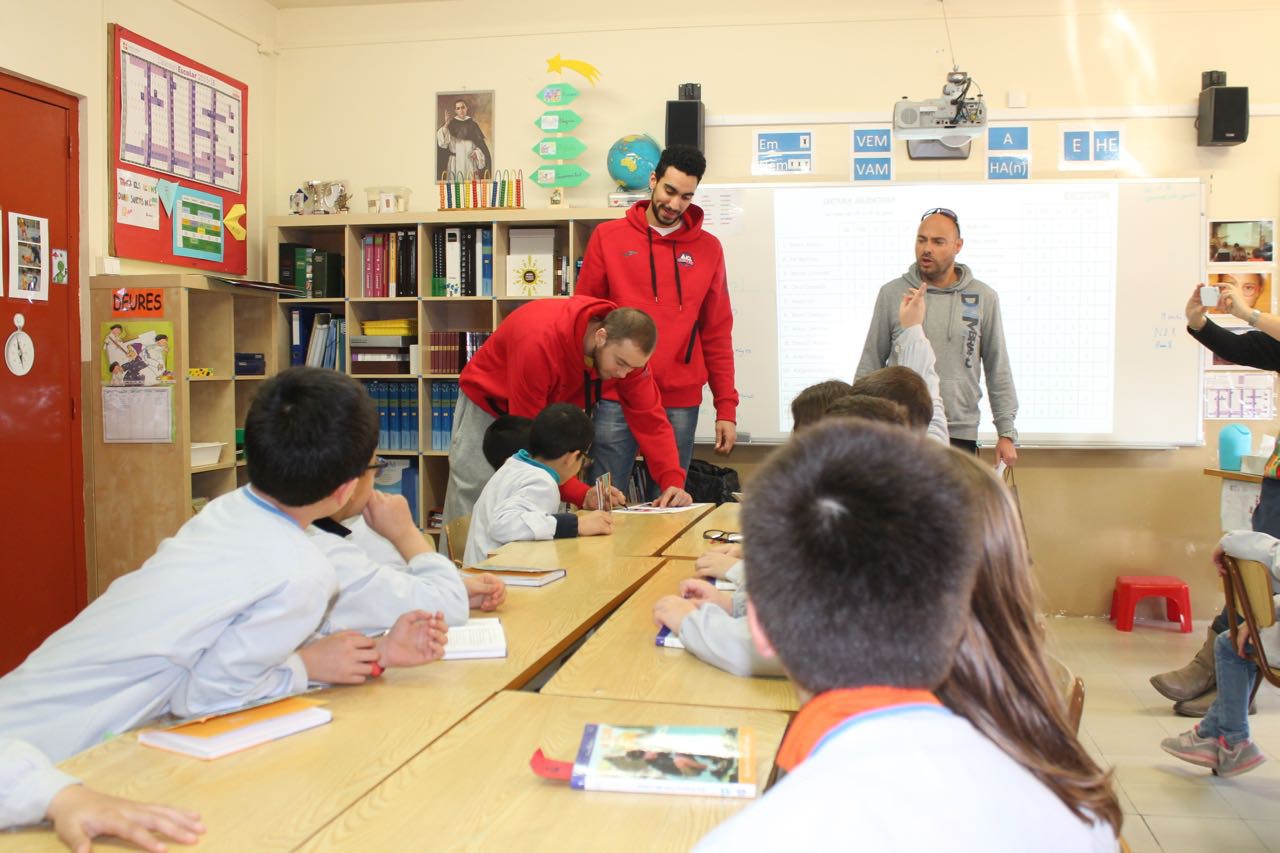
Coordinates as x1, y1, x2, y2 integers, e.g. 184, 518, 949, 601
677, 252, 694, 267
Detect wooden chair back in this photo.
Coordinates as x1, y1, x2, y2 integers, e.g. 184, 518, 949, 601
1222, 556, 1280, 690
1045, 653, 1086, 735
444, 515, 471, 568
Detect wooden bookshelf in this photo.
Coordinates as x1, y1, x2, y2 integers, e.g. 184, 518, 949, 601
269, 208, 623, 536
87, 274, 281, 595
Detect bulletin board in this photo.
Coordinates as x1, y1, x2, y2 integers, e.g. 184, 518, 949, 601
108, 25, 248, 274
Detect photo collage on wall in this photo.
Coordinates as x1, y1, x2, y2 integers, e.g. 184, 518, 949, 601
1202, 219, 1277, 420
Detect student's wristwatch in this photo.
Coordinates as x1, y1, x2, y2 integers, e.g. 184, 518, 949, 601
1249, 309, 1262, 327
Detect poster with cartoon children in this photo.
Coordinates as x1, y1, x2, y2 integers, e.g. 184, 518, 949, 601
7, 212, 50, 302
100, 320, 176, 386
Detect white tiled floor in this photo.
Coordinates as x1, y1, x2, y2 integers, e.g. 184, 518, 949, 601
1046, 617, 1280, 852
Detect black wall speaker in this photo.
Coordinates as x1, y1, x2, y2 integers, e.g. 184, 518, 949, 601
1198, 86, 1249, 146
665, 100, 705, 151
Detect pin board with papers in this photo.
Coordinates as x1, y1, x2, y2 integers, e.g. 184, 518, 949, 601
109, 25, 248, 274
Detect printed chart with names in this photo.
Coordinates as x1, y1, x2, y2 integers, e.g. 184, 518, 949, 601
119, 38, 242, 193
774, 184, 1118, 435
1204, 372, 1276, 420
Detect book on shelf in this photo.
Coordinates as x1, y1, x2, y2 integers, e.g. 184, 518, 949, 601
442, 617, 507, 660
507, 228, 556, 297
362, 318, 418, 336
549, 724, 757, 798
137, 696, 331, 761
463, 566, 565, 587
350, 334, 414, 348
364, 381, 419, 450
430, 380, 459, 450
479, 227, 493, 296
431, 229, 447, 296
278, 242, 306, 288
444, 227, 462, 296
351, 349, 410, 375
311, 250, 345, 299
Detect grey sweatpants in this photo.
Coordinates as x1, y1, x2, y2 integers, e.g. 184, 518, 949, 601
441, 393, 496, 557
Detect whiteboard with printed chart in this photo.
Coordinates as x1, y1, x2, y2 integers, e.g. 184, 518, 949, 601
690, 179, 1205, 448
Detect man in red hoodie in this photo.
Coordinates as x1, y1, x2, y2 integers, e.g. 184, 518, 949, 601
441, 297, 692, 550
576, 145, 738, 500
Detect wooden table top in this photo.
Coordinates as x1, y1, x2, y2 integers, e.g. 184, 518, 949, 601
296, 691, 790, 852
477, 502, 716, 569
660, 503, 742, 559
543, 559, 799, 713
2, 553, 662, 853
1203, 467, 1264, 484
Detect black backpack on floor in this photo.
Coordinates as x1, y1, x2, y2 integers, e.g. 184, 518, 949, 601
684, 459, 742, 505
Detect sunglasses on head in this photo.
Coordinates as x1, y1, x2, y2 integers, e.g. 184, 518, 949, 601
921, 207, 959, 224
702, 529, 744, 544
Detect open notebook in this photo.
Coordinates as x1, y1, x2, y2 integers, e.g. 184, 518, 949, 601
443, 617, 508, 660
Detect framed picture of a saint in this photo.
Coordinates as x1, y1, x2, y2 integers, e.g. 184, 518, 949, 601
435, 91, 495, 180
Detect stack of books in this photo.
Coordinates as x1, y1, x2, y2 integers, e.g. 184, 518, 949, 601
360, 230, 419, 297
365, 380, 419, 451
430, 227, 493, 297
429, 380, 459, 450
279, 244, 344, 298
428, 330, 491, 373
351, 319, 417, 375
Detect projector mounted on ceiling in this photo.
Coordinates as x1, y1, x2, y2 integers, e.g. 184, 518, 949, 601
893, 70, 987, 150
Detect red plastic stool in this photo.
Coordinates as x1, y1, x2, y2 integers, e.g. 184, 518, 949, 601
1111, 576, 1193, 632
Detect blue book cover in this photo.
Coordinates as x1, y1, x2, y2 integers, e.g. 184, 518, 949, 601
480, 227, 493, 296
431, 381, 442, 451
402, 465, 419, 524
377, 381, 391, 449
388, 382, 401, 451
407, 383, 419, 450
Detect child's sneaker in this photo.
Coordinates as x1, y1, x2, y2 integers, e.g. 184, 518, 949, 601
1214, 737, 1267, 778
1161, 728, 1220, 769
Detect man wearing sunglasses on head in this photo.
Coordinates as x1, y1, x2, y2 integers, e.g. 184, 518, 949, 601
856, 208, 1019, 468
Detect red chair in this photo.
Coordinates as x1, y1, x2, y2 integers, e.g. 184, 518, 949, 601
1111, 576, 1192, 632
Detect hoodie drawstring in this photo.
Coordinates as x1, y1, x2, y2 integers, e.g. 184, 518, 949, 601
583, 370, 601, 415
646, 228, 658, 303
645, 227, 685, 311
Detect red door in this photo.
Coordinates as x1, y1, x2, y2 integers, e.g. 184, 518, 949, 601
0, 73, 85, 673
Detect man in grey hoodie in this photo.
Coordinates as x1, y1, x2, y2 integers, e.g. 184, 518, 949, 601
856, 208, 1019, 466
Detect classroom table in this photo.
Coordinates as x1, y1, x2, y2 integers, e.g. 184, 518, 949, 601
660, 502, 741, 559
1, 551, 663, 853
295, 691, 790, 852
477, 502, 715, 568
543, 559, 799, 713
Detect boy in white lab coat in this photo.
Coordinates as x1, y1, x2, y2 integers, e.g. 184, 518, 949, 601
0, 367, 446, 848
464, 403, 613, 567
309, 459, 507, 629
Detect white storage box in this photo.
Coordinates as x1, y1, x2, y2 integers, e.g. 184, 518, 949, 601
1241, 454, 1269, 475
190, 442, 227, 467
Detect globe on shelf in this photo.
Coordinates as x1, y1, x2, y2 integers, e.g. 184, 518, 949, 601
606, 134, 661, 191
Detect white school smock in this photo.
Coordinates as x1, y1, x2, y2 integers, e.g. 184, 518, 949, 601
889, 323, 951, 444
308, 521, 470, 629
696, 705, 1117, 852
0, 738, 78, 829
464, 454, 565, 567
0, 487, 336, 763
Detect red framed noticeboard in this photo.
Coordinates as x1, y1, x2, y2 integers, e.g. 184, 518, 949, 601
109, 24, 248, 274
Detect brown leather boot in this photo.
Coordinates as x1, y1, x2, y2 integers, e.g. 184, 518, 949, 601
1173, 688, 1257, 717
1150, 627, 1217, 701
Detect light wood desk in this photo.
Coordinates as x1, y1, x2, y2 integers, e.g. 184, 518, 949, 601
661, 502, 741, 559
478, 502, 715, 565
543, 560, 799, 712
297, 691, 789, 852
1, 552, 663, 853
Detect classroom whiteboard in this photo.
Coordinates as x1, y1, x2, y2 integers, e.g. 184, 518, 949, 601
691, 179, 1205, 448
